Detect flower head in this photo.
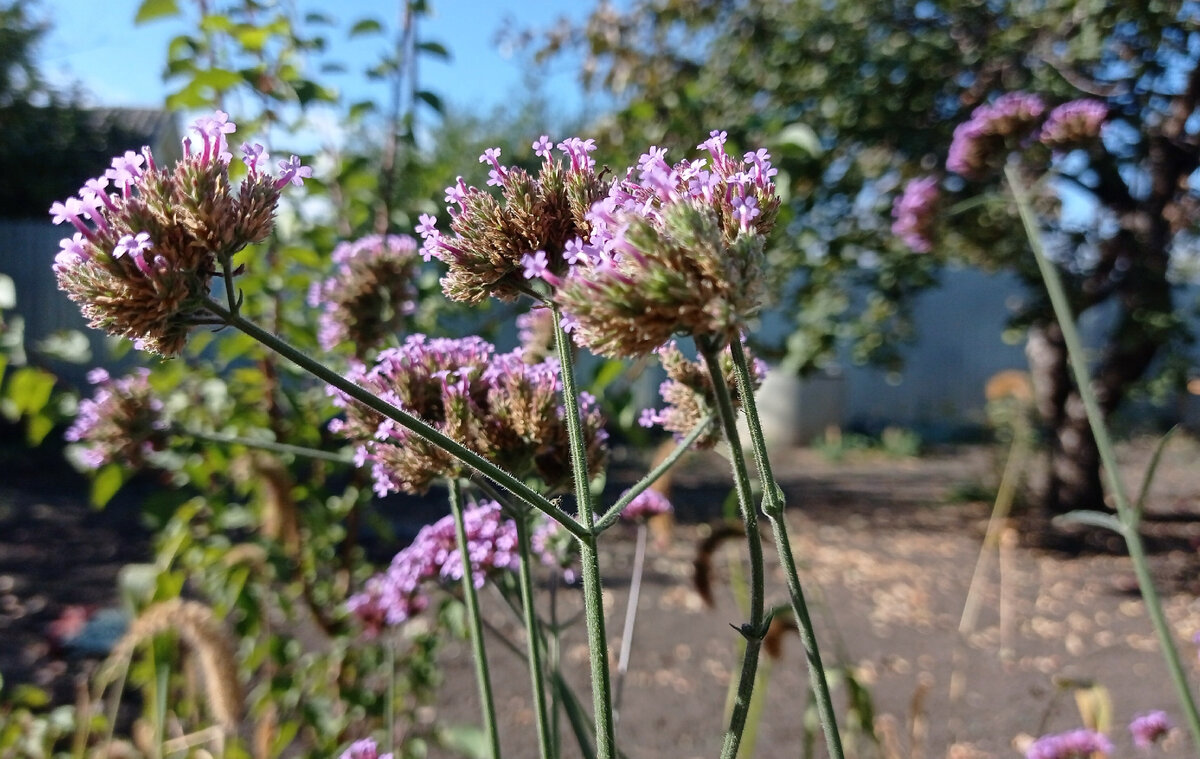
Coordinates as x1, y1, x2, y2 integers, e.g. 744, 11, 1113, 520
1039, 99, 1108, 148
50, 111, 302, 355
348, 500, 519, 634
339, 739, 393, 759
553, 135, 779, 357
1025, 729, 1112, 759
620, 488, 673, 522
426, 137, 608, 303
309, 234, 420, 355
891, 176, 940, 253
1129, 711, 1171, 749
639, 339, 766, 448
329, 334, 606, 496
947, 92, 1046, 180
65, 368, 167, 470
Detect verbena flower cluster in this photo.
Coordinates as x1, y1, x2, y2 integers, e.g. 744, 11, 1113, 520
895, 93, 1109, 252
347, 500, 518, 635
619, 488, 673, 522
947, 92, 1047, 180
308, 234, 420, 355
329, 334, 607, 495
418, 132, 780, 357
416, 138, 609, 304
50, 111, 311, 355
552, 132, 781, 357
891, 176, 940, 253
65, 368, 167, 470
339, 739, 392, 759
1129, 711, 1172, 749
1038, 99, 1108, 148
515, 307, 557, 364
1025, 728, 1112, 759
530, 516, 579, 583
639, 339, 766, 449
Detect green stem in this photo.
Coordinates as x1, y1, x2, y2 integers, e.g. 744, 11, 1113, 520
1007, 165, 1200, 750
181, 428, 354, 464
551, 307, 616, 759
593, 414, 713, 533
549, 575, 562, 758
728, 339, 845, 759
515, 514, 555, 759
448, 479, 501, 759
202, 298, 588, 541
696, 335, 767, 759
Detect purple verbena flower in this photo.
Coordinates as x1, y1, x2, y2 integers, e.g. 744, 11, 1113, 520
240, 142, 270, 174
49, 110, 300, 355
1039, 99, 1108, 148
553, 132, 779, 357
532, 135, 553, 159
1026, 729, 1112, 759
1130, 711, 1172, 749
947, 91, 1046, 179
310, 234, 420, 355
339, 738, 393, 759
275, 154, 313, 188
522, 249, 549, 279
348, 500, 519, 634
620, 488, 673, 522
891, 176, 940, 253
64, 368, 167, 471
328, 334, 606, 496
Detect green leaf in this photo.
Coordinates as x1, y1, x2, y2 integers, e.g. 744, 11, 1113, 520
135, 0, 180, 24
294, 79, 337, 105
436, 725, 488, 759
192, 68, 246, 92
417, 40, 451, 60
349, 18, 384, 37
773, 122, 823, 157
6, 366, 55, 417
25, 413, 53, 447
348, 100, 377, 120
90, 464, 126, 509
235, 25, 273, 52
415, 89, 443, 114
1053, 510, 1125, 534
11, 684, 50, 708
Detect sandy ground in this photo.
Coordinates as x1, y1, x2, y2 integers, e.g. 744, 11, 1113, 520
3, 437, 1200, 758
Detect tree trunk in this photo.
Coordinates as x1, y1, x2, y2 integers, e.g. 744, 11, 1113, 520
1025, 323, 1105, 517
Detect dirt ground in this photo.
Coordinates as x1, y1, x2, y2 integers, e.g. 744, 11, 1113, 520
3, 436, 1200, 758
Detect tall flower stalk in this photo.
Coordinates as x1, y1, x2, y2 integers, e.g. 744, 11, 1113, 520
447, 479, 501, 759
1006, 165, 1200, 749
727, 338, 845, 759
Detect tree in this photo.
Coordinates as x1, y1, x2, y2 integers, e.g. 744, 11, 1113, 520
538, 0, 1199, 521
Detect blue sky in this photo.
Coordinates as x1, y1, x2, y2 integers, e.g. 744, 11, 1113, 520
38, 0, 596, 117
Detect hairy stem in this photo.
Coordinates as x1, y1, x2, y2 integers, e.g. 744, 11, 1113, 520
551, 307, 616, 759
515, 514, 555, 759
181, 428, 354, 464
728, 338, 845, 759
696, 335, 767, 759
203, 298, 587, 541
448, 479, 501, 759
593, 414, 713, 533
